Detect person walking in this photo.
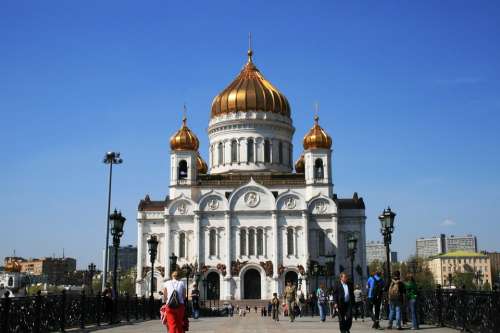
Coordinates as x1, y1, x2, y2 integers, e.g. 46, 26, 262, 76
405, 274, 419, 330
297, 288, 305, 317
366, 270, 384, 329
162, 270, 187, 333
328, 288, 336, 318
316, 283, 328, 322
387, 270, 405, 330
333, 272, 355, 333
190, 284, 200, 319
353, 284, 364, 321
283, 281, 297, 322
271, 292, 280, 322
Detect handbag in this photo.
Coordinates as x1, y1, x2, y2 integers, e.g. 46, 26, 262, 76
160, 304, 168, 326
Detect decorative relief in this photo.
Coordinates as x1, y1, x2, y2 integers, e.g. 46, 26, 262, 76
284, 197, 296, 209
314, 200, 328, 214
231, 260, 248, 276
297, 265, 305, 275
260, 261, 273, 277
201, 265, 210, 274
177, 202, 187, 215
216, 263, 227, 277
207, 198, 219, 210
244, 191, 260, 208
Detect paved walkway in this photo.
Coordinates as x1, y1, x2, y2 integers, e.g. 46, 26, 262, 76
93, 312, 458, 332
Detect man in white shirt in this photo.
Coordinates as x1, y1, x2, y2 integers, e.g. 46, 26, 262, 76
333, 272, 355, 333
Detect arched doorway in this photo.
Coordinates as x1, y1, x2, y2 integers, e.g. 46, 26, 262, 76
285, 271, 298, 287
206, 272, 220, 300
244, 269, 261, 299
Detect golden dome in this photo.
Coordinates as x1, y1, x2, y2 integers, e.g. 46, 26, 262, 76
169, 116, 200, 151
295, 154, 305, 173
303, 115, 332, 150
211, 49, 291, 118
196, 153, 208, 174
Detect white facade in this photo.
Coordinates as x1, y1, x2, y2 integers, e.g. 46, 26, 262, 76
135, 53, 367, 300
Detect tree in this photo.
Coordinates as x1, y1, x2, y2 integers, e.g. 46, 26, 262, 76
368, 260, 384, 275
482, 281, 491, 291
453, 272, 475, 290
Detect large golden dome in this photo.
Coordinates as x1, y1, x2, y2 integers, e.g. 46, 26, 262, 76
303, 115, 332, 150
211, 49, 291, 118
169, 116, 200, 151
295, 154, 305, 173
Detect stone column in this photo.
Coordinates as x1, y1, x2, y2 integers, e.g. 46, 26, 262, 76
194, 214, 200, 269
264, 228, 268, 258
224, 212, 232, 299
216, 228, 220, 258
272, 211, 279, 292
137, 220, 143, 284
164, 216, 171, 280
302, 211, 309, 267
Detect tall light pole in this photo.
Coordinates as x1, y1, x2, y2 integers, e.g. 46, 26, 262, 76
147, 235, 159, 319
102, 152, 123, 291
379, 207, 396, 286
347, 236, 358, 283
88, 262, 96, 295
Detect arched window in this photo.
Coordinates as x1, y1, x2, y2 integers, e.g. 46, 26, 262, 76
248, 229, 255, 255
257, 229, 264, 256
178, 160, 188, 179
209, 229, 216, 256
217, 143, 224, 165
278, 141, 283, 164
264, 139, 271, 163
314, 158, 324, 179
318, 231, 325, 256
287, 228, 294, 256
179, 233, 186, 258
247, 138, 254, 162
240, 229, 247, 255
231, 140, 238, 163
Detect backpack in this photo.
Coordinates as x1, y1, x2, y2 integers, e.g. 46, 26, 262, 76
372, 277, 383, 300
167, 282, 181, 308
317, 289, 327, 303
388, 280, 401, 301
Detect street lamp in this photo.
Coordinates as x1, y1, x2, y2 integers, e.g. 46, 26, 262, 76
379, 207, 396, 285
88, 263, 96, 295
182, 264, 193, 300
169, 253, 178, 277
110, 209, 126, 299
324, 253, 336, 288
347, 235, 358, 283
147, 236, 159, 298
102, 152, 123, 291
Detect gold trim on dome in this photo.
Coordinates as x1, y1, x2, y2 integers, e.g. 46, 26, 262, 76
196, 153, 208, 174
169, 116, 200, 151
303, 115, 332, 150
211, 48, 291, 118
295, 154, 305, 173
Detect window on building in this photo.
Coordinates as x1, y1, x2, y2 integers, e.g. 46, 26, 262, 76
178, 160, 188, 179
218, 143, 224, 165
240, 229, 247, 255
179, 233, 186, 258
287, 228, 294, 256
264, 139, 271, 163
209, 229, 216, 256
257, 229, 264, 256
231, 140, 238, 163
318, 231, 325, 256
247, 138, 254, 162
314, 159, 324, 179
278, 141, 283, 164
249, 229, 255, 255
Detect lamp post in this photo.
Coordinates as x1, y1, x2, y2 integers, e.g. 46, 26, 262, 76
88, 263, 96, 295
347, 235, 358, 283
169, 253, 178, 277
110, 209, 126, 298
147, 236, 158, 298
182, 264, 193, 300
378, 207, 396, 285
102, 152, 123, 291
324, 252, 336, 288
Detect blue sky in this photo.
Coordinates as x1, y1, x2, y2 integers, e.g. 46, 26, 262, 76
1, 1, 499, 269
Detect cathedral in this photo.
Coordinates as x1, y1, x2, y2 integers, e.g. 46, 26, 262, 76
136, 47, 367, 300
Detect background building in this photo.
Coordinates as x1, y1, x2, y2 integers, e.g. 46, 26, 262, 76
366, 241, 397, 264
103, 245, 137, 273
484, 251, 500, 286
428, 251, 491, 287
416, 234, 477, 258
4, 256, 76, 285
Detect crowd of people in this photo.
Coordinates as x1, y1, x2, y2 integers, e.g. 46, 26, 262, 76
159, 269, 421, 333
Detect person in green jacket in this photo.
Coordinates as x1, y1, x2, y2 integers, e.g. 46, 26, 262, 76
405, 274, 419, 330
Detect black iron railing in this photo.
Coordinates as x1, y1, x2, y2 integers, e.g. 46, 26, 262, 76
379, 287, 500, 333
0, 290, 162, 332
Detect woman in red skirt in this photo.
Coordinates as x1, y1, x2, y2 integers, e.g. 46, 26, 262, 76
163, 270, 186, 333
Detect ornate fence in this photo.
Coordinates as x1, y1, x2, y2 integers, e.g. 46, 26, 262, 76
379, 287, 500, 333
0, 290, 162, 332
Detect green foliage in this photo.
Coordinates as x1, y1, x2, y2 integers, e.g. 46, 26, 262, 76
482, 281, 491, 291
453, 272, 475, 290
368, 260, 384, 275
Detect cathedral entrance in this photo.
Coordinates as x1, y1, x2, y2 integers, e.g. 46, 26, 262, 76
243, 269, 261, 299
284, 271, 298, 287
206, 272, 220, 300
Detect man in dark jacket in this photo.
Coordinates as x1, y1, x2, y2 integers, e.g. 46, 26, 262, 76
333, 272, 355, 333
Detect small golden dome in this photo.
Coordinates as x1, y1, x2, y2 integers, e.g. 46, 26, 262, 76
211, 49, 291, 118
303, 115, 332, 150
196, 153, 208, 174
295, 154, 305, 173
169, 116, 200, 151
